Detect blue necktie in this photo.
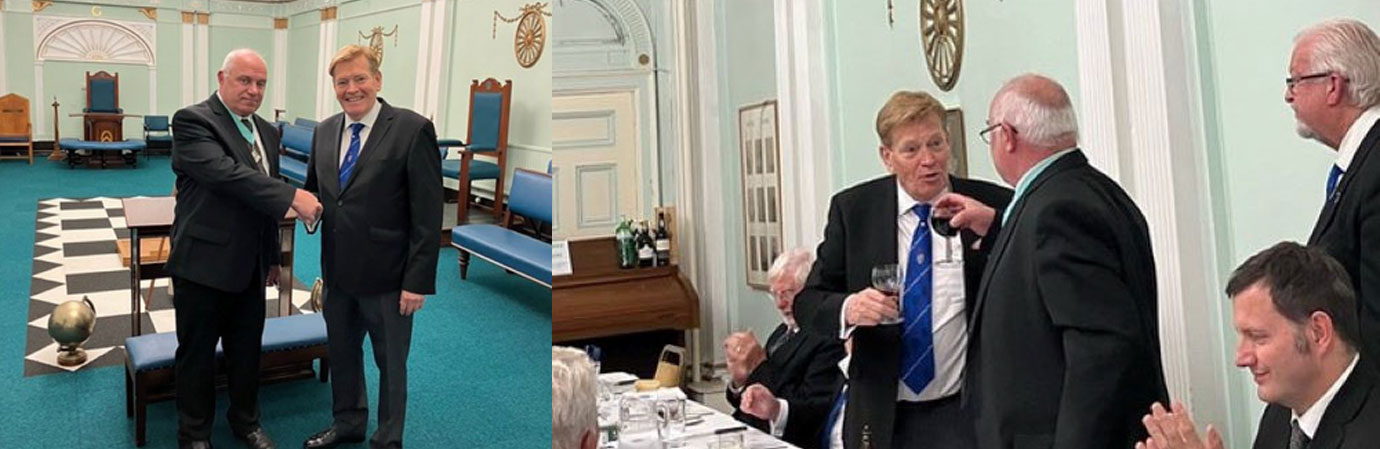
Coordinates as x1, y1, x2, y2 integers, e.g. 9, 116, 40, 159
822, 386, 847, 449
900, 204, 935, 393
1326, 164, 1344, 200
340, 123, 364, 187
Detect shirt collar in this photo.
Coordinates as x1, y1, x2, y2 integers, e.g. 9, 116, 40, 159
1292, 354, 1360, 438
894, 178, 950, 218
838, 355, 851, 380
346, 99, 383, 130
215, 91, 256, 143
1002, 147, 1079, 225
1336, 106, 1380, 172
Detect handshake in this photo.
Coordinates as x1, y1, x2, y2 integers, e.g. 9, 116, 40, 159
291, 189, 324, 233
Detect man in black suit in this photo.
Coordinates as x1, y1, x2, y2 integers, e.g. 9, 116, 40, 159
949, 74, 1168, 449
301, 45, 443, 449
1136, 242, 1380, 449
723, 249, 845, 446
794, 90, 1013, 449
1287, 19, 1380, 364
739, 338, 852, 449
169, 48, 323, 449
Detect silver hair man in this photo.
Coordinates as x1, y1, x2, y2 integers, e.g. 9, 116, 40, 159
552, 346, 599, 449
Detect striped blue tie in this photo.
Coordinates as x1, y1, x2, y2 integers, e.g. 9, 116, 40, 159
822, 386, 847, 449
900, 204, 935, 393
1326, 164, 1343, 200
340, 123, 364, 187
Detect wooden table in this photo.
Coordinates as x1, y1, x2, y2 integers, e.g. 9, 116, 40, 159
123, 196, 297, 336
553, 238, 699, 342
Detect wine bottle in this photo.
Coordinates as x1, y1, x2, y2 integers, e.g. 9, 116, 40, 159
654, 212, 671, 266
636, 220, 655, 268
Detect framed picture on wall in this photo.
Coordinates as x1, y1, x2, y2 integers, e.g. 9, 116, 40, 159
945, 107, 968, 177
739, 100, 784, 290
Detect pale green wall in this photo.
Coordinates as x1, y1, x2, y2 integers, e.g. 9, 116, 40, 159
285, 10, 321, 121
825, 0, 1079, 190
443, 0, 553, 192
713, 0, 784, 338
1195, 0, 1380, 441
336, 0, 421, 114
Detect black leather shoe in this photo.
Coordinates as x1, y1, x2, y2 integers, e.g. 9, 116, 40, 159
236, 427, 277, 449
302, 428, 365, 449
179, 441, 212, 449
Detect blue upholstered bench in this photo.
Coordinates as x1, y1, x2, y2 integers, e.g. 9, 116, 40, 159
451, 168, 552, 287
58, 138, 145, 169
123, 313, 330, 446
279, 123, 314, 186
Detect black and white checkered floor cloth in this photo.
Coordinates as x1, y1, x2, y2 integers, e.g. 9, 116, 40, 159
24, 197, 313, 377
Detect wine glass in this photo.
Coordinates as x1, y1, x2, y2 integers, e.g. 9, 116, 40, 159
870, 264, 904, 325
930, 207, 960, 266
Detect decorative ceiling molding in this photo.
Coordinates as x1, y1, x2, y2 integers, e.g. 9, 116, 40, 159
34, 17, 155, 66
32, 1, 52, 13
138, 7, 154, 20
21, 1, 345, 18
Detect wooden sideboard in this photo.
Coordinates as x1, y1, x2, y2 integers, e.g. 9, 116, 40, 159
553, 238, 700, 343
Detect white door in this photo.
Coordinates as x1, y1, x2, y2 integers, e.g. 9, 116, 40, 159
551, 89, 642, 240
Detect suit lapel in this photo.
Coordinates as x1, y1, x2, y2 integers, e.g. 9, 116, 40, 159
1310, 362, 1377, 449
253, 116, 279, 176
340, 99, 396, 194
321, 115, 344, 195
207, 94, 258, 168
1310, 121, 1380, 243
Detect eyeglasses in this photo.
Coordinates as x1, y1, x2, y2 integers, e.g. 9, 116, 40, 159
979, 122, 1016, 144
1284, 72, 1337, 92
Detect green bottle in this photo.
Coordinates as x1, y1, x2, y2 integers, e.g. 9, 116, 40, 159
615, 216, 636, 269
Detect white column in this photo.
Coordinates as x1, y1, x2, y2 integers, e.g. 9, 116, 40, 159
412, 0, 434, 112
426, 0, 447, 123
1074, 0, 1121, 179
773, 0, 833, 252
196, 18, 210, 100
273, 26, 287, 113
0, 6, 8, 95
34, 62, 44, 139
315, 18, 328, 119
316, 15, 337, 119
149, 67, 157, 115
181, 19, 193, 106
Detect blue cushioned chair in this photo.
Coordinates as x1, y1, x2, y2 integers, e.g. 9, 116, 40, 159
85, 71, 122, 114
294, 117, 319, 129
143, 115, 171, 156
443, 78, 511, 224
451, 168, 552, 287
278, 124, 314, 186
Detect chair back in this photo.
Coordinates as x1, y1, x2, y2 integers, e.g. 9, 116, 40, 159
86, 71, 120, 113
294, 117, 319, 128
467, 78, 511, 154
143, 115, 169, 132
506, 169, 552, 225
0, 94, 31, 138
652, 345, 686, 388
280, 124, 315, 158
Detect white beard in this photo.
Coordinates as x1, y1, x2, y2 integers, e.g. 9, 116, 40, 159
1297, 121, 1323, 143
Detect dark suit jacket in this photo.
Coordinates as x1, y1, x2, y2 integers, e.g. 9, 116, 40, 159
966, 150, 1168, 449
781, 375, 848, 449
795, 174, 1013, 449
1310, 120, 1380, 364
304, 98, 444, 295
169, 93, 295, 293
726, 322, 845, 446
1253, 360, 1380, 449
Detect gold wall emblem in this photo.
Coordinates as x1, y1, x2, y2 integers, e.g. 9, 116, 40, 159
493, 3, 551, 68
358, 25, 398, 64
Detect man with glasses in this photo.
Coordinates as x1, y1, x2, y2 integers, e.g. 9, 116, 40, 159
937, 74, 1168, 449
1286, 19, 1380, 364
794, 90, 1011, 449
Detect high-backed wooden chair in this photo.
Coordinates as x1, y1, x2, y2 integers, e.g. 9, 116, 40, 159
0, 94, 34, 164
83, 71, 123, 142
442, 78, 512, 223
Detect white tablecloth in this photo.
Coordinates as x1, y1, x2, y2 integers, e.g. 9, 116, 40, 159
597, 374, 799, 449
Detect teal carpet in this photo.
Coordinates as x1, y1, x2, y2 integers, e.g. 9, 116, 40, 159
0, 157, 551, 448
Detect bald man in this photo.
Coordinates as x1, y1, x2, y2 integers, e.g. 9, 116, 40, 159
939, 74, 1167, 449
168, 48, 322, 449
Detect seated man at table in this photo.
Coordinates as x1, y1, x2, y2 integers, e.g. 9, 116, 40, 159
553, 346, 599, 449
724, 249, 846, 439
740, 338, 853, 449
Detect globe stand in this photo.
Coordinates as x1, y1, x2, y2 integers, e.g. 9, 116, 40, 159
56, 345, 88, 366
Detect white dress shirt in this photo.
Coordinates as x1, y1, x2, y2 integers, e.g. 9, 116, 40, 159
1335, 106, 1380, 179
1292, 354, 1359, 438
339, 100, 383, 167
837, 181, 967, 402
